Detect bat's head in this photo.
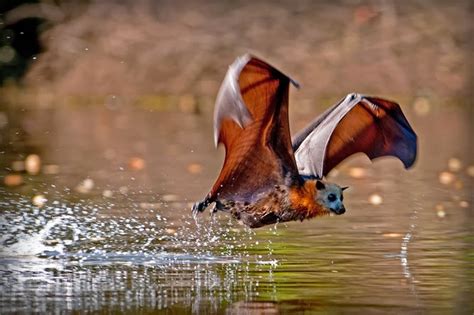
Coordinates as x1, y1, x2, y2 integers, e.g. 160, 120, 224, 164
315, 180, 347, 215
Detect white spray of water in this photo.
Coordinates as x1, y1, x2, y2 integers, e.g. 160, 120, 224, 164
1, 217, 64, 256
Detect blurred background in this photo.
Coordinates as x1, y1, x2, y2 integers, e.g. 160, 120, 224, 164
0, 0, 472, 98
0, 0, 472, 314
0, 0, 472, 189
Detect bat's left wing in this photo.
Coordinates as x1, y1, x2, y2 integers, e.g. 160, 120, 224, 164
206, 54, 300, 204
292, 93, 417, 178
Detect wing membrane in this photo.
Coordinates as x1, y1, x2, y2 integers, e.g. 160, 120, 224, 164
293, 93, 417, 178
209, 55, 299, 202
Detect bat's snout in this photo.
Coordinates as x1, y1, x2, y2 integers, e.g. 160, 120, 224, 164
330, 206, 346, 215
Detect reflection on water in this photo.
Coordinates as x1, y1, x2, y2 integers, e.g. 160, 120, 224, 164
0, 103, 472, 313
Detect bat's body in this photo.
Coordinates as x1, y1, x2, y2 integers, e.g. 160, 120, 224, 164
193, 54, 417, 228
214, 180, 341, 228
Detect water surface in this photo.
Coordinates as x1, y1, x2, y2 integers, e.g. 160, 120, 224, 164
0, 102, 472, 314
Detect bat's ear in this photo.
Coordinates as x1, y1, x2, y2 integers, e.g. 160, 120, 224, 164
341, 186, 349, 191
316, 180, 326, 191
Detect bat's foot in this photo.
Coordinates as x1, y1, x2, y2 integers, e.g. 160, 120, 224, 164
192, 198, 210, 217
210, 200, 225, 215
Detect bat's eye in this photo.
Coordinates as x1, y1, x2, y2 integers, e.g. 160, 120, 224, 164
328, 193, 337, 202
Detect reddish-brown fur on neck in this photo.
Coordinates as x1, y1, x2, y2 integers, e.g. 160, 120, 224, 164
289, 180, 330, 219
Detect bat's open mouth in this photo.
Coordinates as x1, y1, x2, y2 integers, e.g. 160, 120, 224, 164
330, 207, 346, 215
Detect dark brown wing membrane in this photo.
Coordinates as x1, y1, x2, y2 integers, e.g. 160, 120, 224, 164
292, 93, 417, 178
209, 54, 299, 202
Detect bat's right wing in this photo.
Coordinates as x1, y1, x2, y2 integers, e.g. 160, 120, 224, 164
292, 93, 417, 178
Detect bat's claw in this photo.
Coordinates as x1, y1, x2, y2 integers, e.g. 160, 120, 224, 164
191, 199, 209, 217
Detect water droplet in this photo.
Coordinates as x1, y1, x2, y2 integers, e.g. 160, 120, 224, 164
32, 195, 47, 207
0, 46, 16, 63
76, 178, 94, 193
165, 228, 176, 234
413, 97, 431, 116
383, 233, 402, 238
439, 171, 455, 185
128, 157, 145, 170
348, 167, 366, 179
25, 154, 41, 175
368, 193, 383, 205
102, 190, 113, 198
447, 158, 462, 172
119, 186, 129, 194
187, 163, 203, 174
459, 200, 469, 208
4, 174, 23, 187
466, 165, 474, 177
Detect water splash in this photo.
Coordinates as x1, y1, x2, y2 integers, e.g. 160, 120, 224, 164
1, 217, 65, 256
0, 193, 270, 266
399, 202, 420, 305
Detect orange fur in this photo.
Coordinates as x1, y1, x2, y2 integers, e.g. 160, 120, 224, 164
289, 180, 329, 218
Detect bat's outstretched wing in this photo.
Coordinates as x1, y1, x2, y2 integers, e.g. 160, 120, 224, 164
292, 93, 417, 178
208, 54, 300, 203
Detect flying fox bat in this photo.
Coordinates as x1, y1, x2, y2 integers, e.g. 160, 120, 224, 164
192, 54, 417, 228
